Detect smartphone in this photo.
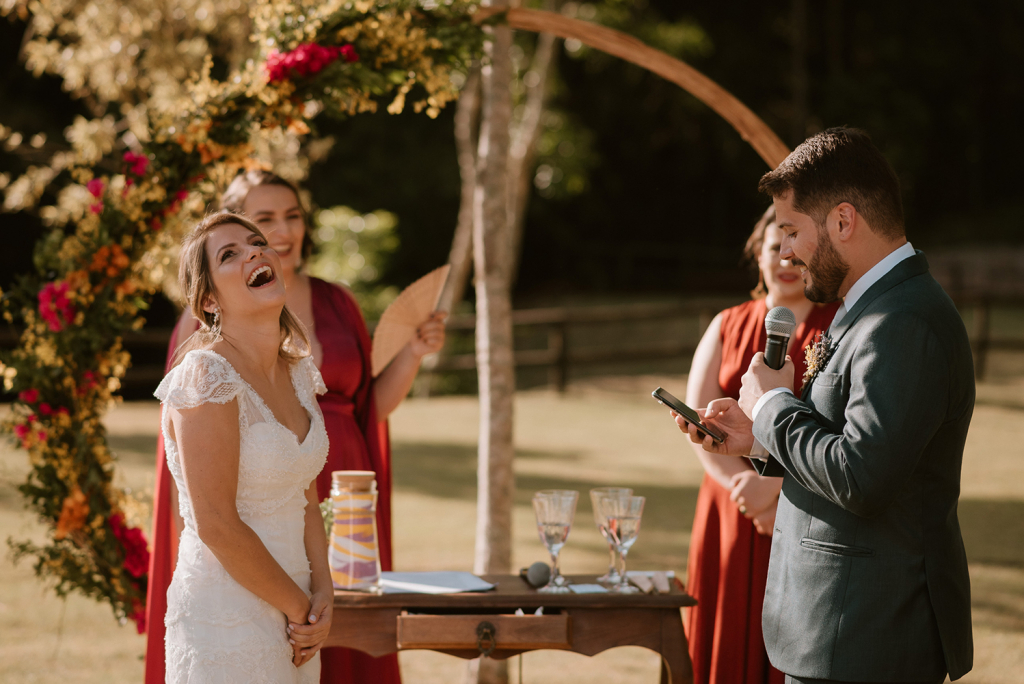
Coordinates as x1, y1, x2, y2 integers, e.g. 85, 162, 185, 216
652, 387, 726, 444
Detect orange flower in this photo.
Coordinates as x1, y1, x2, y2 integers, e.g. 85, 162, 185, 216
89, 245, 129, 278
55, 488, 90, 540
115, 280, 137, 296
197, 142, 224, 164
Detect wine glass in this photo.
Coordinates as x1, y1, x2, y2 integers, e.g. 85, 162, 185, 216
532, 490, 579, 593
597, 495, 645, 594
589, 487, 632, 585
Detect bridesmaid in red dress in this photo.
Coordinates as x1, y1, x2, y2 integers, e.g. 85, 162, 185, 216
682, 206, 838, 684
144, 171, 445, 684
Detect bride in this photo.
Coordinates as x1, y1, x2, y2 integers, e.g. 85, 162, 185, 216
155, 211, 332, 682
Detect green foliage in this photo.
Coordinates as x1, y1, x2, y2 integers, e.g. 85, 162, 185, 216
307, 205, 401, 319
0, 0, 484, 630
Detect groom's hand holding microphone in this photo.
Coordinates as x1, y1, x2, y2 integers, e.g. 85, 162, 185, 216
676, 306, 796, 456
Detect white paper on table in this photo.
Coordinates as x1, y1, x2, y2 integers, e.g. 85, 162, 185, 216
568, 583, 608, 594
625, 570, 676, 579
379, 571, 496, 594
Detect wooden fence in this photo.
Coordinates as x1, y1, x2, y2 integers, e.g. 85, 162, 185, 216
422, 297, 1024, 391
3, 297, 1022, 397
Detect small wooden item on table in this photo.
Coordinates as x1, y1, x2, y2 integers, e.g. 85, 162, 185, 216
328, 574, 696, 683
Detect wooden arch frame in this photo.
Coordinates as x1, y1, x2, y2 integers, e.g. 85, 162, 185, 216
476, 7, 790, 169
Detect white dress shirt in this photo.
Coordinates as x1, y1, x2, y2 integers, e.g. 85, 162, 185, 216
746, 242, 916, 457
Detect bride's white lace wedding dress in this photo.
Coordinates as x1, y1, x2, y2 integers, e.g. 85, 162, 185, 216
155, 349, 329, 683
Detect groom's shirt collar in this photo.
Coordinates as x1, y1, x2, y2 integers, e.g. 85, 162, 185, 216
842, 241, 916, 313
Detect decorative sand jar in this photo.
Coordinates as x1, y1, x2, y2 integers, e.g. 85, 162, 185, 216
329, 470, 382, 592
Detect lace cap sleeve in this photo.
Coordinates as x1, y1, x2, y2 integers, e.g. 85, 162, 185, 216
300, 355, 328, 396
154, 350, 244, 410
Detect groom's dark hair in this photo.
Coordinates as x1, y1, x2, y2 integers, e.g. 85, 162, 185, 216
758, 127, 905, 240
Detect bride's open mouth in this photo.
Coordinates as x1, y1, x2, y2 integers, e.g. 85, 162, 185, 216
247, 264, 276, 288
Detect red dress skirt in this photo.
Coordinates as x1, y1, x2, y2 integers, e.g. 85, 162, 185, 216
144, 278, 400, 684
684, 298, 838, 684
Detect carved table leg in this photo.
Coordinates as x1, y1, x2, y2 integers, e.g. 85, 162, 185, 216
659, 608, 692, 684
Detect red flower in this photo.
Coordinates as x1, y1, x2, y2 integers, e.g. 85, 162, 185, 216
77, 370, 99, 397
130, 598, 146, 634
86, 178, 105, 198
18, 389, 39, 404
265, 43, 358, 83
122, 151, 149, 177
109, 513, 150, 579
39, 403, 52, 416
13, 424, 29, 440
38, 281, 76, 332
340, 44, 359, 63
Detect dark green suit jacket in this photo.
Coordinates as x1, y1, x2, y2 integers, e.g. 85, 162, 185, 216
753, 252, 974, 681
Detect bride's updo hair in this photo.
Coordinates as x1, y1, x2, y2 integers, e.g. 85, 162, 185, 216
172, 211, 310, 366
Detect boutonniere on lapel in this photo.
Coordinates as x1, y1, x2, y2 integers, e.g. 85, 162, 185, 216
803, 332, 835, 385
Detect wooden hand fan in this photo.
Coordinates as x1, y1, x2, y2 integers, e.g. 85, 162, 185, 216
371, 264, 450, 377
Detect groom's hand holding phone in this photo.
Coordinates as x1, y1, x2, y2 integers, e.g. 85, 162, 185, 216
675, 397, 756, 456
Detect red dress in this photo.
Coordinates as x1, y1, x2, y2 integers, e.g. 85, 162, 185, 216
144, 277, 401, 684
684, 298, 838, 684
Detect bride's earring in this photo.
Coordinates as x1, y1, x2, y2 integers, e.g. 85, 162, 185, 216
212, 308, 220, 328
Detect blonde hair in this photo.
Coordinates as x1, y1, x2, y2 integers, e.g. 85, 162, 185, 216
172, 211, 310, 366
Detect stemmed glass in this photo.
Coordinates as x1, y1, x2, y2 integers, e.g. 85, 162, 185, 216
532, 490, 579, 593
596, 495, 645, 594
589, 487, 632, 585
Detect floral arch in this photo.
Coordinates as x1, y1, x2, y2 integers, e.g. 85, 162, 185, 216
2, 1, 786, 629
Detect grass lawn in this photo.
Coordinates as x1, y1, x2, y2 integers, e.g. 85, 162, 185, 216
1, 368, 1023, 683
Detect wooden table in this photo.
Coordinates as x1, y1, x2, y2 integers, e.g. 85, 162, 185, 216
327, 574, 696, 683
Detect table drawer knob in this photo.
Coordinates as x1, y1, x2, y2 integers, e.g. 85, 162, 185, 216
476, 621, 497, 657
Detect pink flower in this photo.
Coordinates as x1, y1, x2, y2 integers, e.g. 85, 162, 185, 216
18, 389, 39, 404
122, 151, 149, 177
265, 43, 358, 83
89, 202, 103, 214
57, 407, 70, 416
39, 403, 52, 416
36, 431, 46, 441
38, 281, 76, 332
86, 178, 105, 198
13, 424, 29, 440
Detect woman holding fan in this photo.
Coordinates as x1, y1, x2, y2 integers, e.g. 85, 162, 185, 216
145, 170, 445, 684
680, 206, 838, 684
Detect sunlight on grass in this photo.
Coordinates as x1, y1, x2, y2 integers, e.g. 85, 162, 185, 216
1, 372, 1022, 682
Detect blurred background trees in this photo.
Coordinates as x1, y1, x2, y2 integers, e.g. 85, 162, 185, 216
2, 0, 1022, 316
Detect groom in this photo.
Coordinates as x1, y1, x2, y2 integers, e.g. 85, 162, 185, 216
679, 127, 974, 682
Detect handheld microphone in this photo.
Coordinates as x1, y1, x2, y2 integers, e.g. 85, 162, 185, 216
520, 561, 551, 588
764, 306, 796, 370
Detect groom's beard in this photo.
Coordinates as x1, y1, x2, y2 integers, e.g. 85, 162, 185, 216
798, 227, 850, 303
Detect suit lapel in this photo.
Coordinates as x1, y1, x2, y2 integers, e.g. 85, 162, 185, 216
799, 251, 930, 400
